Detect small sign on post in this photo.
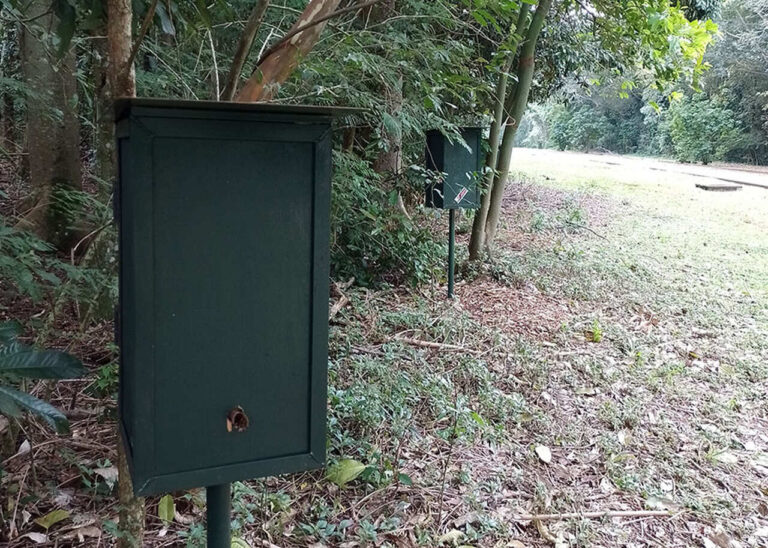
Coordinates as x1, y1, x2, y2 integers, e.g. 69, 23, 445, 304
424, 128, 484, 298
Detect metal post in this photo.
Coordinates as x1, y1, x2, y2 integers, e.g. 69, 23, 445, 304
207, 484, 231, 548
448, 208, 455, 299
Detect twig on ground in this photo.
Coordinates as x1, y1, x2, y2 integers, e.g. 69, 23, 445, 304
394, 335, 471, 353
558, 220, 607, 239
515, 509, 674, 521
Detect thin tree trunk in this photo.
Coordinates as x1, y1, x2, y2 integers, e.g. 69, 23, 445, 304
109, 0, 136, 99
236, 0, 343, 102
468, 5, 532, 260
369, 1, 408, 217
469, 57, 512, 261
484, 0, 552, 253
373, 74, 409, 218
107, 1, 144, 546
221, 0, 270, 101
17, 0, 81, 249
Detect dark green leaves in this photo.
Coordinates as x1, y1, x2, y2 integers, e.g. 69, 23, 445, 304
0, 321, 22, 345
51, 0, 76, 56
0, 321, 85, 434
0, 349, 86, 379
0, 385, 71, 433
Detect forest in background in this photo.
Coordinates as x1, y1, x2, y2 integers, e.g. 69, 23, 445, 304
517, 0, 768, 165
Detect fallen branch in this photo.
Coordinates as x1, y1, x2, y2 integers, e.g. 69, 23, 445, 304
329, 295, 350, 320
329, 277, 354, 320
559, 221, 607, 240
394, 336, 470, 353
515, 510, 673, 522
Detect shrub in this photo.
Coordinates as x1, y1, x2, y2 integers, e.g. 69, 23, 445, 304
665, 94, 748, 164
330, 152, 443, 287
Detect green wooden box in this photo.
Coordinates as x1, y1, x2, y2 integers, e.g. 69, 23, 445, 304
425, 128, 483, 210
115, 99, 336, 496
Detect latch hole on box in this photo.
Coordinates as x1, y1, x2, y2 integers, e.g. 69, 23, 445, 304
227, 407, 249, 433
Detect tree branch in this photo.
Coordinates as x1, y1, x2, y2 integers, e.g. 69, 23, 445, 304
126, 0, 158, 71
221, 0, 270, 101
256, 0, 384, 65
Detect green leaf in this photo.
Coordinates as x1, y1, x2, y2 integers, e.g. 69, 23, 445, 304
326, 459, 366, 487
0, 389, 22, 417
0, 386, 69, 433
51, 0, 76, 56
231, 539, 251, 548
381, 112, 402, 140
158, 494, 175, 524
397, 472, 413, 486
470, 411, 486, 426
0, 349, 85, 379
0, 321, 22, 345
34, 509, 69, 530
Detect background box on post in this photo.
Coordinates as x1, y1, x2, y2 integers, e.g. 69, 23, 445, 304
115, 99, 335, 496
425, 127, 483, 210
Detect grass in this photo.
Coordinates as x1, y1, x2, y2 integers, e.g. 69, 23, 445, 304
253, 151, 767, 546
3, 150, 767, 547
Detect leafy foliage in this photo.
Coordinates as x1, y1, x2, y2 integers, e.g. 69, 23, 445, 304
665, 94, 748, 164
0, 219, 60, 301
331, 152, 443, 286
0, 321, 85, 433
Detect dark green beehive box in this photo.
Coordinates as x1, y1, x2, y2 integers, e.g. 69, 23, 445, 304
115, 99, 336, 496
425, 128, 483, 210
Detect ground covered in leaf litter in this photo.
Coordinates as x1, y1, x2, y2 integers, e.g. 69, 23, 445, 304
2, 151, 767, 547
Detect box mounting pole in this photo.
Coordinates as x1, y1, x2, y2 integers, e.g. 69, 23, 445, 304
207, 483, 231, 547
448, 209, 455, 299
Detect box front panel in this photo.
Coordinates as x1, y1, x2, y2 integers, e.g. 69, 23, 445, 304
118, 106, 331, 493
152, 136, 314, 474
444, 129, 481, 210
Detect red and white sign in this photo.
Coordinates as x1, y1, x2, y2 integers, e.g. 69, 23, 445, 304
454, 187, 469, 203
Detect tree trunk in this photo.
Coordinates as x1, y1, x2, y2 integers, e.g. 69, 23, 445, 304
221, 0, 270, 101
469, 5, 532, 260
17, 0, 81, 249
468, 57, 512, 261
108, 0, 136, 99
235, 0, 343, 102
105, 1, 145, 546
373, 75, 409, 217
483, 0, 552, 254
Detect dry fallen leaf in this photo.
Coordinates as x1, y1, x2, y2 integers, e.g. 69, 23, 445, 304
535, 445, 552, 464
16, 439, 31, 456
19, 532, 48, 544
94, 466, 118, 489
61, 526, 101, 542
